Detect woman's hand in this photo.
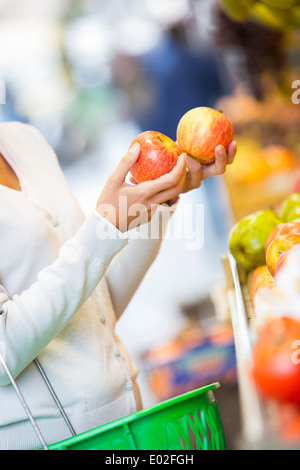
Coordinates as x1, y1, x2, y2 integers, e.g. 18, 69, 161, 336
96, 143, 186, 232
182, 141, 237, 193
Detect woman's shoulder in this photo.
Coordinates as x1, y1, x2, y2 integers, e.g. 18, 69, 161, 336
0, 121, 60, 169
0, 121, 45, 144
0, 120, 42, 136
0, 120, 31, 129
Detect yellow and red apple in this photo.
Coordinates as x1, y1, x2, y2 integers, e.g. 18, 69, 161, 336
250, 265, 276, 310
249, 264, 284, 328
129, 131, 182, 183
275, 245, 300, 300
176, 107, 234, 164
266, 233, 300, 277
275, 245, 298, 275
265, 222, 300, 254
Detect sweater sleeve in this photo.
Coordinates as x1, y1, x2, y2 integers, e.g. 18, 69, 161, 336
0, 210, 127, 386
105, 204, 175, 319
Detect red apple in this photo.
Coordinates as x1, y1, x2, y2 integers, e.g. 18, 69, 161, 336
176, 107, 234, 164
129, 131, 182, 183
266, 234, 300, 277
265, 222, 300, 254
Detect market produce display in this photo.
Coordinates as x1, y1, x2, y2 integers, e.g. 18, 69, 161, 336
205, 0, 300, 449
219, 0, 300, 31
229, 193, 300, 415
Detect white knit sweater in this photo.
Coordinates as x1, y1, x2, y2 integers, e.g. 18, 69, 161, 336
0, 122, 170, 450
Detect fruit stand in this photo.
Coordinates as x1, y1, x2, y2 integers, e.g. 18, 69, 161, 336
223, 253, 267, 449
223, 195, 300, 450
212, 0, 300, 449
223, 249, 300, 449
223, 253, 291, 449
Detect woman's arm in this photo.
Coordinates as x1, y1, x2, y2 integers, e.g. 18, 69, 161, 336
0, 211, 127, 385
107, 143, 237, 319
0, 132, 187, 385
105, 204, 174, 319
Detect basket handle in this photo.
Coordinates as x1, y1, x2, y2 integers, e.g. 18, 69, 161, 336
0, 352, 49, 450
34, 358, 76, 438
0, 352, 76, 450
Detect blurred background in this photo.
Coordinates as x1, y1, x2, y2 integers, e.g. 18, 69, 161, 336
0, 0, 299, 449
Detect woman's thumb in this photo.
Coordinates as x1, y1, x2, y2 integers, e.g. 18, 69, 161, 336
114, 142, 140, 183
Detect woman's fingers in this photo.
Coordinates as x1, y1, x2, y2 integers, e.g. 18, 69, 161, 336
201, 145, 228, 180
201, 141, 237, 180
182, 155, 203, 192
227, 141, 237, 164
141, 153, 187, 195
182, 141, 237, 188
151, 168, 186, 205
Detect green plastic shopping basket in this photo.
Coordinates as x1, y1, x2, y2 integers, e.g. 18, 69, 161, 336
46, 382, 227, 450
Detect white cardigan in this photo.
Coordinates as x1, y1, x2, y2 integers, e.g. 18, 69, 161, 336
0, 122, 170, 450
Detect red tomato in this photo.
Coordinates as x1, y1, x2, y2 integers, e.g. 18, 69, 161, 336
252, 317, 300, 404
